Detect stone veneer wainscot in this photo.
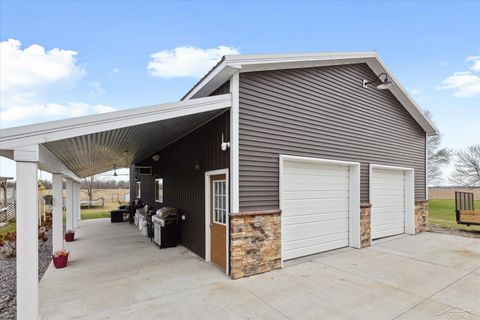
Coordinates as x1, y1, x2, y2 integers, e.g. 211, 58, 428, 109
360, 203, 372, 248
415, 201, 429, 233
229, 209, 281, 279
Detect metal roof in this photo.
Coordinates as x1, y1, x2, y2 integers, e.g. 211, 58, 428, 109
0, 94, 231, 178
181, 51, 437, 135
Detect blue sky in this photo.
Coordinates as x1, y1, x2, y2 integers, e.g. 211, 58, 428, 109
1, 1, 479, 181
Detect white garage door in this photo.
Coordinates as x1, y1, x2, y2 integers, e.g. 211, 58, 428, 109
371, 168, 406, 239
282, 160, 350, 260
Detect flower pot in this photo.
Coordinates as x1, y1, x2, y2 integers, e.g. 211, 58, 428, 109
65, 232, 75, 242
52, 254, 69, 269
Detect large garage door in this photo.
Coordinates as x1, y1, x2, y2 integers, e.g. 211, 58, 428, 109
371, 168, 406, 239
282, 160, 350, 260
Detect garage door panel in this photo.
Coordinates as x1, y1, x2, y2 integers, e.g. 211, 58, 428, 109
283, 190, 349, 200
283, 174, 349, 186
283, 211, 348, 225
284, 219, 349, 242
372, 197, 405, 211
283, 198, 349, 211
284, 161, 349, 174
282, 159, 351, 261
372, 214, 404, 225
283, 239, 348, 261
283, 234, 348, 260
371, 168, 406, 239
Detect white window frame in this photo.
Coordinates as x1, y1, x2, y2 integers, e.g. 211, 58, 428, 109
155, 178, 163, 203
212, 179, 227, 225
204, 168, 229, 275
136, 181, 141, 199
279, 155, 361, 266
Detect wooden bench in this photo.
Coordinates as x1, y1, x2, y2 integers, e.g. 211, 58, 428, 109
455, 191, 480, 226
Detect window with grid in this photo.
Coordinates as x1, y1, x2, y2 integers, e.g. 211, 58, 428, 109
213, 180, 227, 224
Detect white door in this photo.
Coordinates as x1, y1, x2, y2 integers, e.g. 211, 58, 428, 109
371, 168, 406, 239
282, 160, 350, 260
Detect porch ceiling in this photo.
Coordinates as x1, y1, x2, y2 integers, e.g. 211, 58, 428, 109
43, 109, 226, 178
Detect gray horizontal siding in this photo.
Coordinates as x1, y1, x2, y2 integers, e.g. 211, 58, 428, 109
238, 63, 426, 212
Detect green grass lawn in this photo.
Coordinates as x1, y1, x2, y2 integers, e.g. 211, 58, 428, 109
80, 203, 118, 220
429, 199, 480, 231
0, 223, 16, 236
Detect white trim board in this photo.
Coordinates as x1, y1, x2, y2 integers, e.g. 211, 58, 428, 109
369, 164, 415, 235
204, 168, 230, 276
279, 155, 361, 267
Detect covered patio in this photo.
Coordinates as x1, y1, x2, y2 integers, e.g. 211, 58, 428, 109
0, 94, 233, 319
40, 218, 480, 320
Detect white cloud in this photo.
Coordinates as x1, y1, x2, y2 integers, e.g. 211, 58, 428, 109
438, 53, 480, 97
0, 39, 85, 93
112, 67, 120, 73
466, 55, 480, 72
1, 102, 116, 127
439, 71, 480, 97
87, 81, 106, 97
0, 39, 115, 128
147, 45, 239, 78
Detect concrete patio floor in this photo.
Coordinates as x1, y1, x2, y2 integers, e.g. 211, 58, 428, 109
40, 219, 480, 320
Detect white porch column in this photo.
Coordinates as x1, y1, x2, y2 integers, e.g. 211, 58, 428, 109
14, 145, 40, 320
77, 182, 82, 222
65, 178, 74, 231
52, 173, 64, 252
73, 181, 79, 228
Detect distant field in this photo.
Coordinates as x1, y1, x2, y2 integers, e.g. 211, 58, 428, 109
429, 187, 480, 199
429, 199, 480, 231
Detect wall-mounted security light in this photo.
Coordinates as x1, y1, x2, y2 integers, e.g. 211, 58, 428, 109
152, 154, 160, 162
362, 72, 393, 90
221, 133, 230, 151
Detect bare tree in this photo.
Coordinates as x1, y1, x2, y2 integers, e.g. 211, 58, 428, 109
81, 175, 101, 207
425, 111, 452, 185
450, 144, 480, 187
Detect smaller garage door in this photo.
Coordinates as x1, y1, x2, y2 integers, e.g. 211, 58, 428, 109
282, 160, 350, 260
371, 168, 406, 239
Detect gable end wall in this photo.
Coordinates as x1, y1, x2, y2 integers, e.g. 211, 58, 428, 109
238, 63, 427, 212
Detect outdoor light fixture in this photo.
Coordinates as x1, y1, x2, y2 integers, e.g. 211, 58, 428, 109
221, 133, 230, 151
152, 154, 160, 162
362, 72, 393, 90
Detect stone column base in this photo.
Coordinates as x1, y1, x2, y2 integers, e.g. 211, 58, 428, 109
415, 201, 429, 233
229, 209, 281, 279
360, 203, 372, 248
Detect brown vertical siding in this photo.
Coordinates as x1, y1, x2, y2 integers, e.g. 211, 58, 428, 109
134, 111, 230, 258
238, 63, 426, 212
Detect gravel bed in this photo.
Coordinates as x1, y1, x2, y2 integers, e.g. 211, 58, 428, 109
0, 228, 52, 320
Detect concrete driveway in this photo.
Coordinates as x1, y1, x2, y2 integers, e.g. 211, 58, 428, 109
40, 219, 480, 320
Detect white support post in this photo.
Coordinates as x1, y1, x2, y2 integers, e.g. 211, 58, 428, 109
14, 145, 40, 320
229, 72, 240, 214
77, 182, 82, 222
65, 178, 74, 231
52, 173, 64, 252
73, 181, 80, 228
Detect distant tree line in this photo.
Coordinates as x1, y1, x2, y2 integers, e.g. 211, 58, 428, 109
6, 178, 129, 190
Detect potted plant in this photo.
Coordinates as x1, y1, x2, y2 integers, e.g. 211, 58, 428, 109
64, 230, 75, 242
52, 249, 69, 269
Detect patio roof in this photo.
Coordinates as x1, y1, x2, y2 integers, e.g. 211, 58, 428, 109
0, 94, 231, 179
